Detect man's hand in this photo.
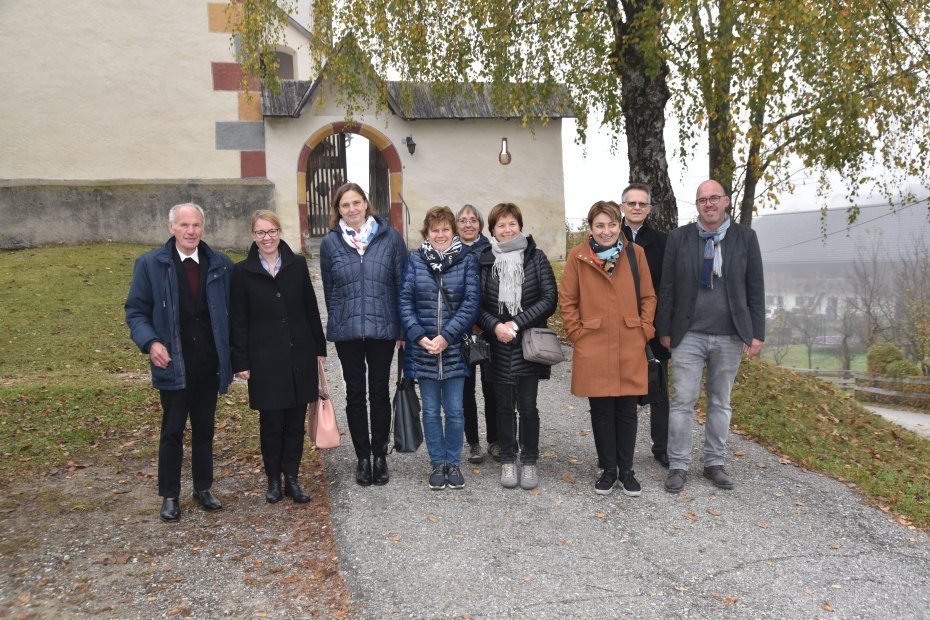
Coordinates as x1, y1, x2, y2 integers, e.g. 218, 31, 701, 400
744, 338, 763, 359
660, 336, 671, 351
149, 341, 171, 369
236, 370, 250, 380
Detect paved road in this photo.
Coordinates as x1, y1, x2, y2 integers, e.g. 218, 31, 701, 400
864, 404, 930, 439
311, 261, 930, 619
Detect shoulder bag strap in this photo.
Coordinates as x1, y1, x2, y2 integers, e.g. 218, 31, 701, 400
625, 240, 641, 308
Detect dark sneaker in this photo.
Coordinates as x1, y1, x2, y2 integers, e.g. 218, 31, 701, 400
594, 468, 618, 495
467, 443, 485, 465
664, 468, 687, 493
488, 442, 501, 462
446, 464, 466, 489
653, 452, 670, 468
703, 465, 734, 490
428, 465, 447, 490
619, 470, 642, 497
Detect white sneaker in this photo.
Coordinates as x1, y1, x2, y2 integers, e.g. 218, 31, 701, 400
519, 464, 538, 490
500, 463, 519, 489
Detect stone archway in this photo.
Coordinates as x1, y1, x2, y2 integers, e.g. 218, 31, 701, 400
296, 122, 403, 252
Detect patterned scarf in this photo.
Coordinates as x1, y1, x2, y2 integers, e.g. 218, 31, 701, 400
419, 237, 463, 272
696, 217, 730, 288
490, 233, 527, 316
340, 216, 378, 256
588, 234, 623, 275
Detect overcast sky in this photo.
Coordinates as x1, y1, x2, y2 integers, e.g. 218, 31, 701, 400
345, 118, 921, 227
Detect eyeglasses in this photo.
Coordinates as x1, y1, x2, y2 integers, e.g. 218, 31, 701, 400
253, 228, 280, 239
623, 201, 650, 209
458, 218, 479, 226
696, 195, 725, 206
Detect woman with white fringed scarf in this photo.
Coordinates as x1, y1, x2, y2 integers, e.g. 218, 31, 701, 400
476, 203, 558, 490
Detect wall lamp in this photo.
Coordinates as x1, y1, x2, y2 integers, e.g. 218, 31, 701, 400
499, 137, 512, 165
404, 136, 416, 155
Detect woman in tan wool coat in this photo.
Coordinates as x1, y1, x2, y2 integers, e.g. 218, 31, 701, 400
559, 201, 656, 497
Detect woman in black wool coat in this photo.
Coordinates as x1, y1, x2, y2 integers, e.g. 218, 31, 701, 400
230, 210, 327, 504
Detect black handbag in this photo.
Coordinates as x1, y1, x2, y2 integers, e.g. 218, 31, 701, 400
463, 333, 491, 366
430, 272, 489, 366
391, 349, 423, 453
624, 243, 665, 405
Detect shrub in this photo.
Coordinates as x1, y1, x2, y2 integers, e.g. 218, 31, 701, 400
867, 343, 904, 375
884, 359, 920, 378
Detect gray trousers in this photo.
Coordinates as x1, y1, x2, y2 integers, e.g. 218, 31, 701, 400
667, 332, 744, 470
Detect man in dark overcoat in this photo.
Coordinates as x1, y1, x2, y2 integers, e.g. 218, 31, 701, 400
125, 203, 233, 521
619, 183, 671, 467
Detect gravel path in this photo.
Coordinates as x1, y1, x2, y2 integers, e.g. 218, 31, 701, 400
310, 268, 930, 619
863, 404, 930, 439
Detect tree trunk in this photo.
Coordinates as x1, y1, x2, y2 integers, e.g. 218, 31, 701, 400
614, 0, 678, 234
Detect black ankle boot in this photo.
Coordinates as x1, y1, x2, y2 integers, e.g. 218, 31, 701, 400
266, 476, 282, 503
356, 458, 373, 486
283, 475, 310, 503
372, 455, 389, 486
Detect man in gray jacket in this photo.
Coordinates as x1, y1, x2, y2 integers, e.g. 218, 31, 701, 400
656, 180, 764, 494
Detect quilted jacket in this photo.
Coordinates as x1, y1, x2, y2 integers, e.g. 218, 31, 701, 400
398, 244, 480, 380
319, 217, 408, 342
476, 236, 558, 384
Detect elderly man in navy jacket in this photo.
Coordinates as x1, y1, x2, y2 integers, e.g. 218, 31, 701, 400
656, 180, 764, 494
125, 203, 234, 521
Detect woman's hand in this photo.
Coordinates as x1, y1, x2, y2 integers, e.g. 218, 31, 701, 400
236, 370, 250, 380
494, 322, 516, 344
432, 335, 449, 353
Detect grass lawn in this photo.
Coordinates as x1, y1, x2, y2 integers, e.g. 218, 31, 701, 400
760, 343, 867, 372
0, 243, 254, 483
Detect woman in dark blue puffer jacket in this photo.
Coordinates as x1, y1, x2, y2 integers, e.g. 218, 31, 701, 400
399, 207, 480, 491
320, 183, 407, 488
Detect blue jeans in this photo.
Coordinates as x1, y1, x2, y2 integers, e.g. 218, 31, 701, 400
419, 377, 466, 467
668, 332, 744, 470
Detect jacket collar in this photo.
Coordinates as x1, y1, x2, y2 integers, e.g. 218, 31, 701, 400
157, 238, 221, 271
243, 239, 298, 274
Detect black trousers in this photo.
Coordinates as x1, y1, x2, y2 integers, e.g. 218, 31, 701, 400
493, 377, 539, 465
589, 396, 639, 473
335, 339, 395, 460
158, 370, 218, 498
259, 404, 307, 479
463, 363, 498, 446
649, 358, 670, 457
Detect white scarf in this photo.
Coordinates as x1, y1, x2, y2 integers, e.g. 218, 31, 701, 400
340, 216, 378, 255
490, 234, 527, 316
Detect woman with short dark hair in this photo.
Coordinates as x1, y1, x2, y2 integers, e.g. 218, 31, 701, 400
559, 201, 656, 496
477, 203, 558, 490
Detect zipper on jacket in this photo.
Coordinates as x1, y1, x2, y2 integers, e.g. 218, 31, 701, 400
360, 254, 366, 340
437, 273, 443, 380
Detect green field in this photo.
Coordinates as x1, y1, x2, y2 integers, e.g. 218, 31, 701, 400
760, 344, 868, 372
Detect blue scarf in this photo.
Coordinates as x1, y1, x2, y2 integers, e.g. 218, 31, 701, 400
696, 218, 730, 288
588, 234, 623, 275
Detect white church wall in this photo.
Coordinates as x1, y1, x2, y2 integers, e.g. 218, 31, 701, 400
0, 0, 240, 180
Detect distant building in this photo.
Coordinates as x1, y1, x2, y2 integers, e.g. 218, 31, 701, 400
0, 0, 572, 258
753, 199, 930, 317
